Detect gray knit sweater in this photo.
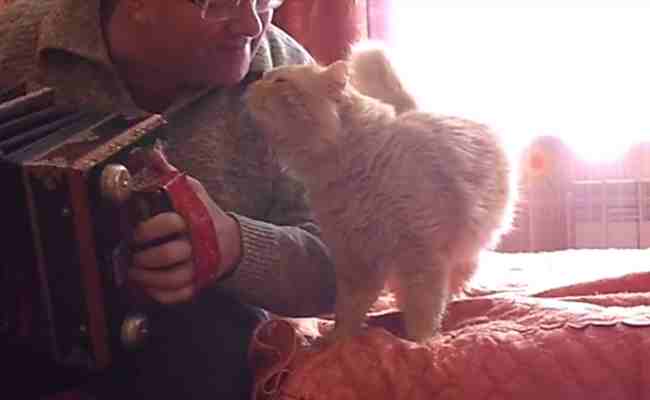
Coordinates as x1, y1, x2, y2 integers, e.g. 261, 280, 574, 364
0, 0, 336, 316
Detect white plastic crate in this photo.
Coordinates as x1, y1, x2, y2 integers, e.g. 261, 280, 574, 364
569, 179, 650, 249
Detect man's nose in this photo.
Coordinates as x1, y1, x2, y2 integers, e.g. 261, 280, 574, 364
228, 2, 264, 38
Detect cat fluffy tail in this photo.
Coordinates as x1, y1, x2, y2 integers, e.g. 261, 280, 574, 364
348, 41, 418, 114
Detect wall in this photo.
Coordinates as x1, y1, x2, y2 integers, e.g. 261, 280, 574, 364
498, 138, 650, 252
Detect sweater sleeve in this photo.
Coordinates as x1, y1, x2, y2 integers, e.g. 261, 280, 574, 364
223, 210, 336, 317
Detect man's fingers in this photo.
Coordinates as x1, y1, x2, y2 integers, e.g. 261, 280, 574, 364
132, 239, 192, 269
128, 261, 194, 291
132, 212, 187, 244
147, 286, 195, 305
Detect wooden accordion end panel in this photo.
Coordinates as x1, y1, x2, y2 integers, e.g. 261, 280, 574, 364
0, 84, 189, 383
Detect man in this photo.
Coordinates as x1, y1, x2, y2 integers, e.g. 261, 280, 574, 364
0, 0, 336, 398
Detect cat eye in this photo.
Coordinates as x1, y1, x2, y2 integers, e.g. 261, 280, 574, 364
187, 0, 285, 22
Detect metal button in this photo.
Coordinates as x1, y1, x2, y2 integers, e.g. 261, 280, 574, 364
121, 313, 149, 349
100, 164, 132, 205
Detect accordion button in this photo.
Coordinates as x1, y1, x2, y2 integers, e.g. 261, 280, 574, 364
121, 312, 150, 349
101, 164, 133, 205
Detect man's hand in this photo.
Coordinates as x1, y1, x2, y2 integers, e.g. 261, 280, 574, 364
127, 177, 242, 304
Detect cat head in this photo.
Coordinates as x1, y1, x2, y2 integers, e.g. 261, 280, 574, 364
245, 61, 351, 160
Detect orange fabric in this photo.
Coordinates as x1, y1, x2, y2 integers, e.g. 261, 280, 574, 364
249, 271, 650, 400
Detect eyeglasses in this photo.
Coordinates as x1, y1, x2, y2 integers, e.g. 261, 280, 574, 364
188, 0, 285, 22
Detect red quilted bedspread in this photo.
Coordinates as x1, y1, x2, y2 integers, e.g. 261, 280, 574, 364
249, 251, 650, 400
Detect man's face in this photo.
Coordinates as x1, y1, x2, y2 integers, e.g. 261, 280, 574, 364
134, 1, 272, 87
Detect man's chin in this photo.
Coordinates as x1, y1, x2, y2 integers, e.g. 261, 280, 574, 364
184, 66, 247, 88
212, 47, 253, 85
184, 46, 255, 87
215, 67, 249, 86
207, 57, 253, 86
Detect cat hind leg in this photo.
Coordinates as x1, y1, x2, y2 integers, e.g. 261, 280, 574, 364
394, 254, 452, 342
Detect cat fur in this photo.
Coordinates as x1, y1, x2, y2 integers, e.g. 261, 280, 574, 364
246, 59, 514, 343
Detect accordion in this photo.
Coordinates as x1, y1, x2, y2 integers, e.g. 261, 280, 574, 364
0, 84, 212, 376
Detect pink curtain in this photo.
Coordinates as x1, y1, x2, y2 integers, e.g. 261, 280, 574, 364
274, 0, 391, 64
367, 0, 393, 42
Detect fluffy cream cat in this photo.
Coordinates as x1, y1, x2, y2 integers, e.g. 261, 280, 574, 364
245, 52, 514, 343
347, 41, 418, 115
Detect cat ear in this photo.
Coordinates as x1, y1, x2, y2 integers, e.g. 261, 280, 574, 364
322, 60, 350, 96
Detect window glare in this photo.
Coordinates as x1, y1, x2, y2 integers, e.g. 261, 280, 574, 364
389, 2, 650, 161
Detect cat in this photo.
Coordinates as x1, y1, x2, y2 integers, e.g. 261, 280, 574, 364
245, 51, 514, 343
347, 41, 418, 115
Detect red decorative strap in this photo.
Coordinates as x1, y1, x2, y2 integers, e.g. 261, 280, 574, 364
162, 172, 222, 292
140, 146, 222, 293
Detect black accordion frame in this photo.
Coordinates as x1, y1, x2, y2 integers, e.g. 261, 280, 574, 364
0, 84, 190, 387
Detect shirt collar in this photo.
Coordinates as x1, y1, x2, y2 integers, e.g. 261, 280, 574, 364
37, 0, 114, 70
251, 35, 273, 73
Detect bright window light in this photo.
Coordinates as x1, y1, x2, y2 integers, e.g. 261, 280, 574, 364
387, 1, 650, 161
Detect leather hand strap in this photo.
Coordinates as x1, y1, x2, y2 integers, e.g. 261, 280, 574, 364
162, 171, 222, 292
143, 146, 222, 293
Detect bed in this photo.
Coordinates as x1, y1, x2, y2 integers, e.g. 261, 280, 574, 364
249, 248, 650, 400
